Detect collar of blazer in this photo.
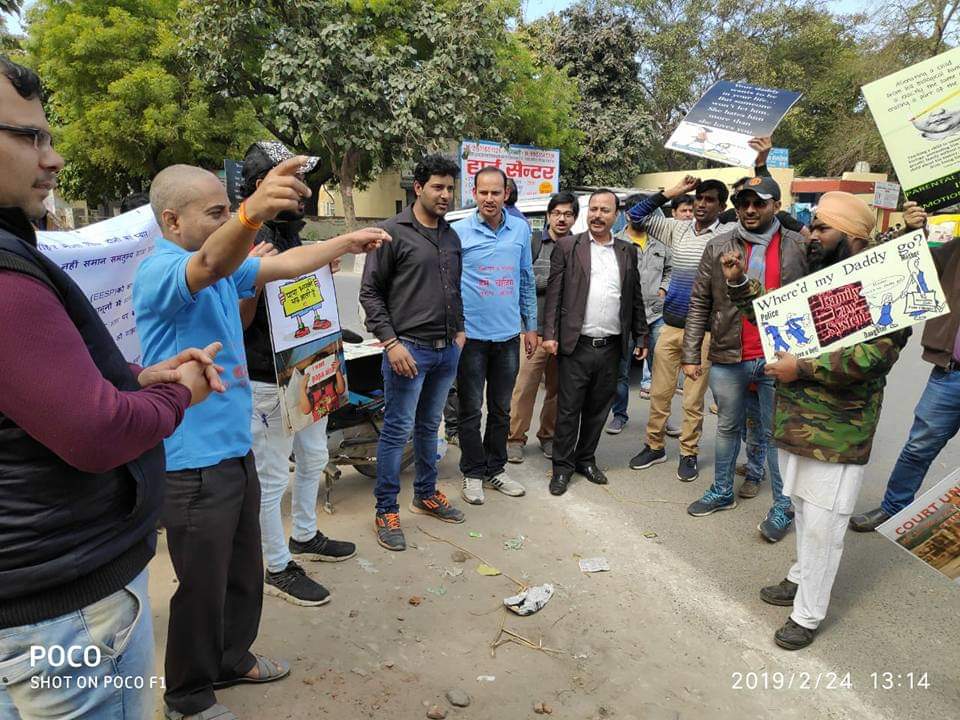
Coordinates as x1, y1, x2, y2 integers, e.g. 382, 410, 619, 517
573, 231, 629, 283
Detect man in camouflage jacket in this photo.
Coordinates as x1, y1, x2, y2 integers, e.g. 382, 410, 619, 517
720, 192, 909, 651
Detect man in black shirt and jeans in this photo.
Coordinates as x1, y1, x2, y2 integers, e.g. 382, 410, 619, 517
360, 155, 467, 550
240, 141, 357, 608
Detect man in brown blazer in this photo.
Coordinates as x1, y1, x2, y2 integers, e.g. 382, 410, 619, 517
542, 190, 649, 495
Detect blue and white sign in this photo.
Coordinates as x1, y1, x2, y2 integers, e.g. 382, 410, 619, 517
767, 147, 790, 168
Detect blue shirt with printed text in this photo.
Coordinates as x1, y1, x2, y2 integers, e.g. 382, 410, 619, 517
452, 210, 536, 341
133, 238, 261, 471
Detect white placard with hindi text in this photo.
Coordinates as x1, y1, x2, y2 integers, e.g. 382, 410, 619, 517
36, 206, 158, 364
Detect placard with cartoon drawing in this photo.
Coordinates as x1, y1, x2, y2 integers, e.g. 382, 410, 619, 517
264, 266, 340, 353
665, 81, 801, 167
752, 230, 950, 362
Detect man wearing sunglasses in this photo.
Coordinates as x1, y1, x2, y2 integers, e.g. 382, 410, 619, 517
682, 176, 809, 542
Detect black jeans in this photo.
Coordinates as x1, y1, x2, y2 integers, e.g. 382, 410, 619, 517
553, 337, 621, 473
162, 452, 263, 715
457, 336, 521, 479
443, 382, 459, 437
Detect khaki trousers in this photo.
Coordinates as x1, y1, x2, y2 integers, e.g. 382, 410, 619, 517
508, 342, 559, 445
646, 324, 712, 456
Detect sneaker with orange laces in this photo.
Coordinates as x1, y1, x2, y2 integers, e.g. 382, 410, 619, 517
375, 512, 406, 551
410, 491, 465, 523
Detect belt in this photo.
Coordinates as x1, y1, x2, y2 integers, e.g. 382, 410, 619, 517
399, 335, 451, 349
578, 334, 620, 348
946, 359, 960, 372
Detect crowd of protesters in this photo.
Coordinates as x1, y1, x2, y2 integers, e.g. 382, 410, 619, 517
0, 54, 953, 720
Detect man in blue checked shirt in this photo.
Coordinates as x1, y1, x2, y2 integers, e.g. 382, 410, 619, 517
452, 166, 538, 505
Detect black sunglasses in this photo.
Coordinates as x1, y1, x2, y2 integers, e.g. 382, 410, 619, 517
0, 123, 54, 151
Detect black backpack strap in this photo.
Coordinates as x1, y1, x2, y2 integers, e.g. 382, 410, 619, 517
0, 246, 64, 303
531, 229, 543, 261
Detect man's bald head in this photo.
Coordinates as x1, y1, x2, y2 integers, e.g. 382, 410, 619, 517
150, 165, 221, 226
150, 164, 231, 251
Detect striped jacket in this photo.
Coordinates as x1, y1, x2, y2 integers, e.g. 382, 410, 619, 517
627, 193, 737, 328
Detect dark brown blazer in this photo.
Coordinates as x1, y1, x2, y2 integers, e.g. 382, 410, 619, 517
542, 231, 648, 357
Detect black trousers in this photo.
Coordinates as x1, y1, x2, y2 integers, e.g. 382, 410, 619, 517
553, 337, 621, 473
162, 452, 263, 715
457, 336, 521, 479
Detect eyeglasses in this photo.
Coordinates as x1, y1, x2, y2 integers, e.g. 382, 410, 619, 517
0, 123, 55, 151
549, 210, 575, 219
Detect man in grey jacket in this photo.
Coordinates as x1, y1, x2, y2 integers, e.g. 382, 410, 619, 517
606, 194, 677, 436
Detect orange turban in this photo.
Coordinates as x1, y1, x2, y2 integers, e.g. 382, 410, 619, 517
814, 191, 876, 240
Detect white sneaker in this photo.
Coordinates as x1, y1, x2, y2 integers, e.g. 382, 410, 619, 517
461, 477, 485, 505
486, 471, 526, 497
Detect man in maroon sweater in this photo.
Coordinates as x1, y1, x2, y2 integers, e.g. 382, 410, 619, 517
0, 56, 224, 720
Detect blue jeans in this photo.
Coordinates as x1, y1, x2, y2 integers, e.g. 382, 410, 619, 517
708, 360, 788, 510
375, 341, 461, 514
0, 569, 155, 720
251, 381, 330, 573
881, 367, 960, 515
457, 336, 520, 479
743, 388, 766, 481
612, 318, 663, 421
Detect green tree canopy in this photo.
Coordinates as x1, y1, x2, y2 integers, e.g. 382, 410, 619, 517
25, 0, 263, 205
527, 0, 658, 186
184, 0, 581, 224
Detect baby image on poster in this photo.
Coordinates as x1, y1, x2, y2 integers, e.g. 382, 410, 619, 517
276, 333, 348, 434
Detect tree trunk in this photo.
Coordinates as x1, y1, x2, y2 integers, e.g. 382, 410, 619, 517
339, 148, 360, 232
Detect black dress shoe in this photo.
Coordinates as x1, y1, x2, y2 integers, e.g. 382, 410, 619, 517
575, 463, 608, 485
549, 471, 571, 496
849, 507, 890, 532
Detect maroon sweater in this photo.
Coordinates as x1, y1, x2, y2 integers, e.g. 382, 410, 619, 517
0, 271, 190, 472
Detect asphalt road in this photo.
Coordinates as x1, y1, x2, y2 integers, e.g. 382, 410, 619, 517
328, 268, 960, 718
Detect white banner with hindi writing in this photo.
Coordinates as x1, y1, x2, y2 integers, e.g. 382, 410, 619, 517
36, 206, 159, 364
460, 140, 560, 207
751, 230, 950, 363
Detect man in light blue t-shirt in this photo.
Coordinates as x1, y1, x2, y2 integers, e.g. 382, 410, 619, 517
451, 166, 537, 506
133, 159, 388, 720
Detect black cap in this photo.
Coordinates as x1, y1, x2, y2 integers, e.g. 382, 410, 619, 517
733, 175, 781, 202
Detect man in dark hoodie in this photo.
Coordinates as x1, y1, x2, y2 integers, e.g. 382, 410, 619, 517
0, 56, 223, 718
240, 142, 357, 610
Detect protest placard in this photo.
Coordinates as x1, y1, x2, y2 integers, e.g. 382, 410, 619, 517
265, 266, 347, 434
878, 468, 960, 585
36, 206, 158, 363
863, 47, 960, 212
872, 181, 901, 210
665, 81, 801, 168
927, 214, 960, 247
751, 230, 949, 363
265, 268, 340, 353
460, 140, 560, 207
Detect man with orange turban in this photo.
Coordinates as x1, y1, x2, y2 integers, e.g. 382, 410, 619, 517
719, 192, 909, 650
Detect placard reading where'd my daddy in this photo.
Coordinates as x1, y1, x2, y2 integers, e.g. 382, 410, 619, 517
751, 230, 949, 363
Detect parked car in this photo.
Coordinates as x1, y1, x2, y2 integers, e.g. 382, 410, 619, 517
444, 189, 660, 235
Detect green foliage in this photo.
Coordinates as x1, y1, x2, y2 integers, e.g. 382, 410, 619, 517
468, 31, 584, 167
24, 0, 263, 205
528, 0, 657, 186
184, 0, 574, 222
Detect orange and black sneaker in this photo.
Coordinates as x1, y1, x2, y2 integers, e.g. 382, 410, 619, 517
410, 490, 465, 524
375, 512, 406, 551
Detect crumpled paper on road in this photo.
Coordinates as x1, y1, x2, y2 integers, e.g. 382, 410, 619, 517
503, 583, 555, 616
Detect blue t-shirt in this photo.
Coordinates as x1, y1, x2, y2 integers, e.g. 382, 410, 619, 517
452, 211, 536, 341
133, 238, 261, 471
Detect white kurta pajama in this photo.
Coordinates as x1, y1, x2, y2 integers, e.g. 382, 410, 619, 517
781, 450, 864, 630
